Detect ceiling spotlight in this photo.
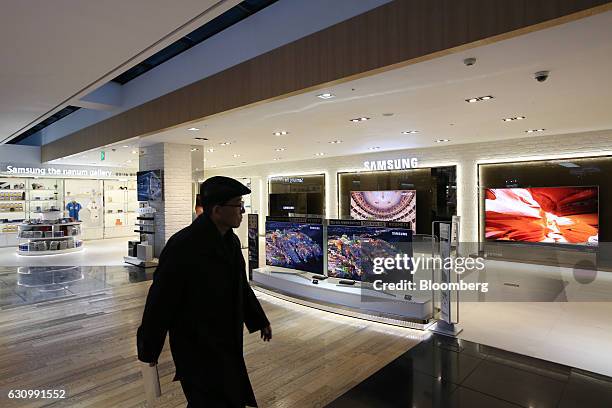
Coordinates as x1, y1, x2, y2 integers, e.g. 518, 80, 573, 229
503, 116, 526, 122
273, 157, 282, 161
402, 130, 419, 134
466, 96, 494, 103
219, 142, 231, 146
122, 145, 129, 148
187, 127, 200, 131
435, 139, 450, 143
350, 117, 370, 123
317, 93, 335, 99
525, 128, 545, 133
207, 148, 215, 153
273, 131, 289, 136
315, 152, 325, 156
190, 148, 199, 152
131, 149, 138, 154
368, 146, 380, 150
233, 154, 241, 158
275, 148, 286, 152
194, 137, 208, 141
329, 140, 343, 144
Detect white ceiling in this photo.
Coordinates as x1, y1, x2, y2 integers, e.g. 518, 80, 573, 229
55, 10, 612, 171
0, 0, 239, 143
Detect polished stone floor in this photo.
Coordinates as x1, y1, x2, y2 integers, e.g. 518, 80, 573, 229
327, 333, 612, 408
0, 265, 152, 307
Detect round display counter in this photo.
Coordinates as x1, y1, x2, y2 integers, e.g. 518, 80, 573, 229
17, 220, 83, 256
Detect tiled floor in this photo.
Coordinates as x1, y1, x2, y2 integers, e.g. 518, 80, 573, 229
327, 334, 612, 408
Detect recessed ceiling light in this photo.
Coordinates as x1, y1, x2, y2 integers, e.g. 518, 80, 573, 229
122, 145, 129, 148
187, 127, 200, 131
368, 146, 380, 150
435, 139, 450, 143
502, 116, 526, 122
350, 117, 370, 123
207, 148, 215, 153
131, 149, 138, 154
273, 131, 289, 136
190, 148, 199, 152
219, 142, 231, 146
329, 140, 343, 144
525, 128, 545, 133
275, 148, 285, 152
273, 157, 282, 161
402, 130, 419, 134
315, 152, 325, 156
194, 137, 208, 141
317, 93, 335, 99
233, 154, 241, 158
465, 96, 494, 103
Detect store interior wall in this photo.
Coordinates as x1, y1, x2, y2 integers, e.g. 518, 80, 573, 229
206, 129, 612, 243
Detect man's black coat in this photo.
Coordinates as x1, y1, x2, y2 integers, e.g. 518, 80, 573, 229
137, 215, 269, 407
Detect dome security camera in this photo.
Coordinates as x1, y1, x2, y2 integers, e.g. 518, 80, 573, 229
463, 57, 476, 66
534, 71, 550, 82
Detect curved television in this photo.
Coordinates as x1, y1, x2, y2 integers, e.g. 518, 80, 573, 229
327, 221, 413, 281
350, 190, 416, 231
484, 186, 598, 246
265, 218, 324, 274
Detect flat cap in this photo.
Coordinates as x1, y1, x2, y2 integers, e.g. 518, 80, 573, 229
200, 176, 251, 206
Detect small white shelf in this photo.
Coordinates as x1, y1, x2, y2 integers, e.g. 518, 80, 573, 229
19, 236, 79, 241
18, 246, 83, 256
20, 222, 82, 227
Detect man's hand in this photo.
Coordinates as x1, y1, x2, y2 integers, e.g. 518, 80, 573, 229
260, 325, 272, 342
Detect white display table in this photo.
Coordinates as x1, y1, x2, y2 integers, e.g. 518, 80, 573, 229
17, 221, 83, 256
253, 266, 433, 329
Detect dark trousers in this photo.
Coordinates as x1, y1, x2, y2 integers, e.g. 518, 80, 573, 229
180, 380, 243, 408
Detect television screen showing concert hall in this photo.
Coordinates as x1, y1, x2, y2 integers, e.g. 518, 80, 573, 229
350, 190, 416, 230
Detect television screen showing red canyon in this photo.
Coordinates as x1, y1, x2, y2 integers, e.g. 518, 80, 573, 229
485, 187, 599, 245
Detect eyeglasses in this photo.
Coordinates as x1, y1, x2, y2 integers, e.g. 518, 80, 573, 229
220, 202, 245, 211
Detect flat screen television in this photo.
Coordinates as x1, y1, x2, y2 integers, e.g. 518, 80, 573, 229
327, 221, 413, 281
265, 218, 324, 273
484, 186, 599, 245
137, 170, 163, 201
350, 190, 416, 230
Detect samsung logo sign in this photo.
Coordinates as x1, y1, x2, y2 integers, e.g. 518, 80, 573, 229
363, 158, 418, 171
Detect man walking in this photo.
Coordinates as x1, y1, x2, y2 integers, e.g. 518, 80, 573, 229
137, 176, 272, 407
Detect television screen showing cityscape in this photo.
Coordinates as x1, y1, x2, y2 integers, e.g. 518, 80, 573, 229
265, 220, 324, 273
327, 224, 412, 281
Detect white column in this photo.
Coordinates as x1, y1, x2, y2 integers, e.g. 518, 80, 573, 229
139, 143, 192, 256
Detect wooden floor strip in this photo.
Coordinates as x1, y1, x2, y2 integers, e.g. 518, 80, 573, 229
1, 279, 424, 407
